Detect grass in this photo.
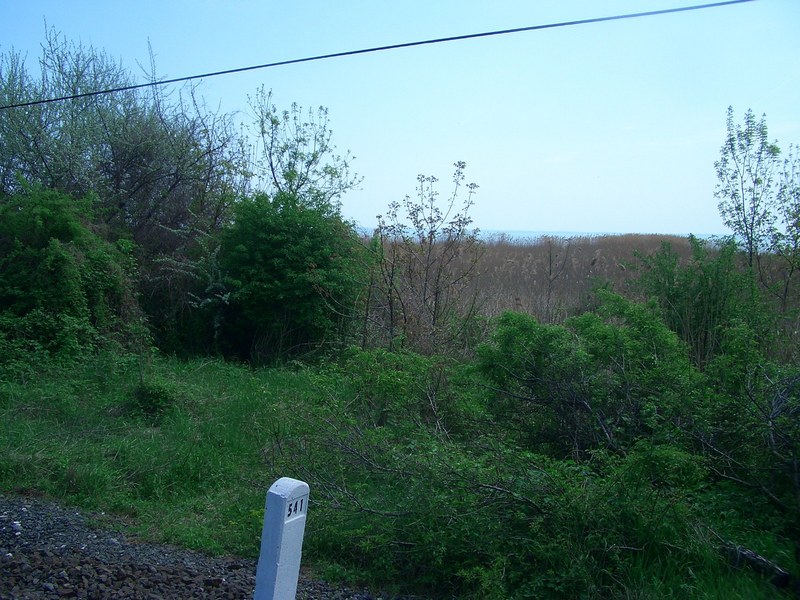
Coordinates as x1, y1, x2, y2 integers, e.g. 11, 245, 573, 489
1, 350, 792, 599
0, 352, 313, 558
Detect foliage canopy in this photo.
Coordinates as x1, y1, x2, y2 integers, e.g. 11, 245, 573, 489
0, 187, 142, 372
219, 192, 365, 363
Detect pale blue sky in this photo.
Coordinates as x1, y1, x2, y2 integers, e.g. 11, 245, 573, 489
1, 0, 798, 235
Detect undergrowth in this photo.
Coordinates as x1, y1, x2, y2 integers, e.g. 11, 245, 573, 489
0, 349, 794, 599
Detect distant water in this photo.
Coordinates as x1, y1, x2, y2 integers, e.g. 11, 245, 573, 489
480, 229, 611, 240
478, 229, 725, 241
357, 226, 725, 241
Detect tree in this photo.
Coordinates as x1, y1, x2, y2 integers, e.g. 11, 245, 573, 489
218, 192, 365, 363
367, 162, 483, 355
0, 29, 264, 356
715, 106, 780, 269
714, 107, 800, 339
0, 28, 249, 257
145, 89, 364, 357
773, 146, 800, 314
249, 87, 361, 212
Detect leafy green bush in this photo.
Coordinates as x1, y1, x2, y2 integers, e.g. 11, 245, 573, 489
219, 192, 365, 363
0, 186, 144, 374
633, 236, 769, 367
328, 346, 466, 433
266, 330, 721, 598
279, 396, 728, 599
475, 291, 699, 458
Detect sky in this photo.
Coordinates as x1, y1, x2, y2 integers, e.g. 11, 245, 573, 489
1, 0, 799, 236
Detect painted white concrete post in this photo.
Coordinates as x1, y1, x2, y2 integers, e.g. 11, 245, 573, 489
254, 477, 310, 600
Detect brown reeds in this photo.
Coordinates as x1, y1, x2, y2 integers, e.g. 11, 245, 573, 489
356, 232, 745, 355
472, 233, 694, 323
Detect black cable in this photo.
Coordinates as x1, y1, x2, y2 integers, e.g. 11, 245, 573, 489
0, 0, 756, 111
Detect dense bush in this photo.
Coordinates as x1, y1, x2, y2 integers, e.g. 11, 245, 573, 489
634, 236, 770, 367
270, 341, 740, 598
475, 291, 699, 458
0, 187, 143, 374
218, 192, 365, 363
267, 291, 798, 598
0, 30, 247, 259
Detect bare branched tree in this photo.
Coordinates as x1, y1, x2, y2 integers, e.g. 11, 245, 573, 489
368, 161, 484, 354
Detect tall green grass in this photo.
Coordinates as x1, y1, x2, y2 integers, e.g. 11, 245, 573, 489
0, 352, 312, 556
0, 350, 792, 598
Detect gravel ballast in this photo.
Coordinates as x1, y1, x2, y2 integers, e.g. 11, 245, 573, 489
0, 495, 419, 599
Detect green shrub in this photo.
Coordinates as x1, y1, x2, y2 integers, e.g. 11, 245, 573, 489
129, 379, 180, 419
219, 192, 365, 363
474, 291, 699, 458
633, 236, 769, 367
0, 186, 144, 374
281, 397, 725, 599
329, 347, 462, 432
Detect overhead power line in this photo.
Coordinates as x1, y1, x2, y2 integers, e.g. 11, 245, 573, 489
0, 0, 756, 111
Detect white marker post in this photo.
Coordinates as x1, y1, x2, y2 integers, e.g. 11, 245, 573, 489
254, 477, 310, 600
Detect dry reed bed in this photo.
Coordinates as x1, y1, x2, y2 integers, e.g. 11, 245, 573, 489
472, 234, 694, 322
